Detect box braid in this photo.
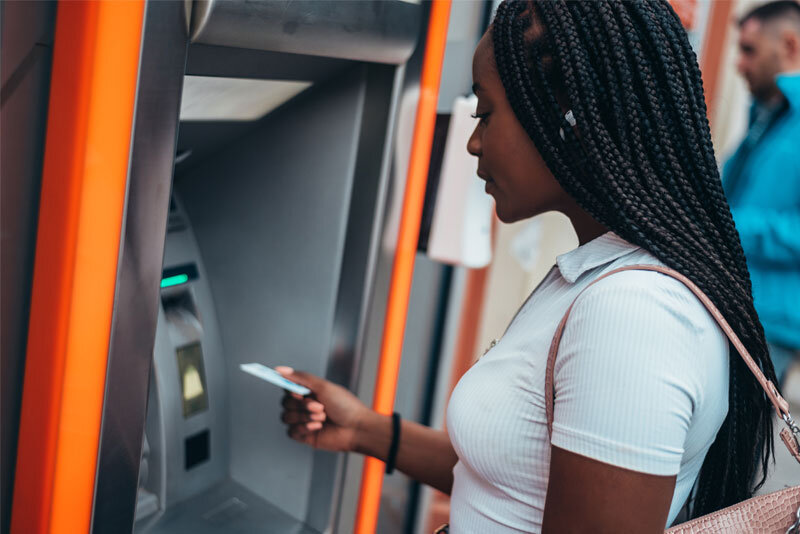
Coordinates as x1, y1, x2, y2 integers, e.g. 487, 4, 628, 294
491, 0, 776, 518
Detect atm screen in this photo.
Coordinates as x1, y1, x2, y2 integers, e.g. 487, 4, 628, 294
176, 342, 209, 418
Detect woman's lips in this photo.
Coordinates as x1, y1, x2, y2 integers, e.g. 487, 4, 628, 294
477, 171, 496, 194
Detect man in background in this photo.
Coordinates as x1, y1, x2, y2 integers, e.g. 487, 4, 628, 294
724, 0, 800, 383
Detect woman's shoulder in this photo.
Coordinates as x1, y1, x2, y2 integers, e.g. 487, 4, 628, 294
561, 250, 730, 384
552, 251, 730, 478
584, 249, 723, 335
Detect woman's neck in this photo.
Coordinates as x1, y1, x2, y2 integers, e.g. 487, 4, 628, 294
563, 203, 609, 245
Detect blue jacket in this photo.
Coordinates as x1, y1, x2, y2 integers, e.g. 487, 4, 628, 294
723, 73, 800, 349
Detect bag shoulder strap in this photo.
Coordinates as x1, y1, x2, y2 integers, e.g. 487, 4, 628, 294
543, 264, 800, 464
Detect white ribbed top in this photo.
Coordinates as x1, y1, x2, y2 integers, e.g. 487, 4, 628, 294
446, 232, 729, 532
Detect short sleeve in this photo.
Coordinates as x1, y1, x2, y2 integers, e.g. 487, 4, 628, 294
550, 271, 726, 476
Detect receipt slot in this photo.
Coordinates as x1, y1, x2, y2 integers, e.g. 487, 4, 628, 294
79, 1, 422, 533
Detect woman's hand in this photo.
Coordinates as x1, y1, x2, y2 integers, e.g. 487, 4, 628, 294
278, 366, 459, 494
276, 366, 370, 453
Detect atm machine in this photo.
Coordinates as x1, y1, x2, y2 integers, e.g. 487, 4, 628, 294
131, 68, 404, 533
87, 1, 421, 533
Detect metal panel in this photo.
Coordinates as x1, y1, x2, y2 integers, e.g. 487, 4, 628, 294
185, 44, 351, 82
0, 2, 57, 531
91, 0, 189, 531
309, 63, 406, 531
148, 206, 230, 508
189, 0, 421, 65
174, 66, 369, 530
0, 0, 55, 86
144, 479, 318, 534
89, 2, 423, 531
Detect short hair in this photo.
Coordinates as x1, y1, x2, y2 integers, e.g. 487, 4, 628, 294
739, 0, 800, 28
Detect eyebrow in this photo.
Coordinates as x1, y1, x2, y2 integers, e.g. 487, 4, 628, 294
472, 82, 482, 94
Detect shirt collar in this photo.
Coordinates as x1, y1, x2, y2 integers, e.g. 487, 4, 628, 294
556, 231, 641, 283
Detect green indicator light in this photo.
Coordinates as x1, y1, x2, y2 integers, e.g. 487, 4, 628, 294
161, 274, 189, 288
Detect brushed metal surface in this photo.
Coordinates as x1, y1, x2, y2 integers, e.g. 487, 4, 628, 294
91, 1, 189, 531
309, 63, 405, 531
173, 67, 368, 530
146, 479, 319, 534
90, 2, 423, 531
0, 2, 57, 531
189, 0, 421, 65
185, 44, 351, 82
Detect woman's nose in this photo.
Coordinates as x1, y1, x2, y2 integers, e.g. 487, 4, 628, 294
466, 124, 481, 157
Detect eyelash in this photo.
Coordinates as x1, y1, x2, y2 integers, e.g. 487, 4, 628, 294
471, 112, 489, 123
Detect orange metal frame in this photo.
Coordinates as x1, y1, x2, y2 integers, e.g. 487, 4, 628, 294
10, 1, 145, 532
354, 1, 452, 532
700, 0, 735, 115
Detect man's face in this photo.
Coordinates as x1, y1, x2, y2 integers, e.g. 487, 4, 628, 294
737, 18, 783, 102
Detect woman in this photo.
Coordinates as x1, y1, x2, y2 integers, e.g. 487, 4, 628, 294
278, 1, 777, 531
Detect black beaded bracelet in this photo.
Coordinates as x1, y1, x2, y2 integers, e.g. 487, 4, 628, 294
385, 412, 401, 475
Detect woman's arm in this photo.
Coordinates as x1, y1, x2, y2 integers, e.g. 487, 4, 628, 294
542, 446, 676, 533
541, 273, 724, 531
277, 367, 458, 494
354, 410, 458, 494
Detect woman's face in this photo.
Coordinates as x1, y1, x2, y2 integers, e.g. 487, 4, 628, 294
467, 32, 570, 223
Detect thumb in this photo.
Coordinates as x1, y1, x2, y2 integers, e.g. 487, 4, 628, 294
275, 366, 325, 392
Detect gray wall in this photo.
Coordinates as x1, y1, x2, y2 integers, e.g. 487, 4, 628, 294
0, 2, 56, 532
175, 66, 367, 528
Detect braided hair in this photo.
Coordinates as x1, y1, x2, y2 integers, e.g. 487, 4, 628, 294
490, 0, 776, 517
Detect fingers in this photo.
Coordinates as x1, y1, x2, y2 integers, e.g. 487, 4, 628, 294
280, 410, 326, 424
288, 423, 317, 445
276, 373, 328, 448
274, 366, 296, 381
287, 419, 323, 447
281, 393, 325, 413
275, 366, 325, 393
281, 393, 327, 431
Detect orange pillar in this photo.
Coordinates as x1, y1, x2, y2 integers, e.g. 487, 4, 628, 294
354, 1, 452, 532
11, 1, 145, 532
700, 0, 735, 116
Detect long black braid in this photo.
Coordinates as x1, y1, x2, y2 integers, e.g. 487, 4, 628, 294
491, 0, 776, 518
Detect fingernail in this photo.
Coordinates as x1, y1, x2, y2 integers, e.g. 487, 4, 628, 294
307, 421, 323, 431
275, 366, 294, 375
310, 412, 326, 422
308, 401, 324, 411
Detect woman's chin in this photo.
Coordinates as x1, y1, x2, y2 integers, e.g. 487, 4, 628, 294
494, 202, 545, 224
494, 205, 518, 224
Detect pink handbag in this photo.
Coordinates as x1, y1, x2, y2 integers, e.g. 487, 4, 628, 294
545, 264, 800, 533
